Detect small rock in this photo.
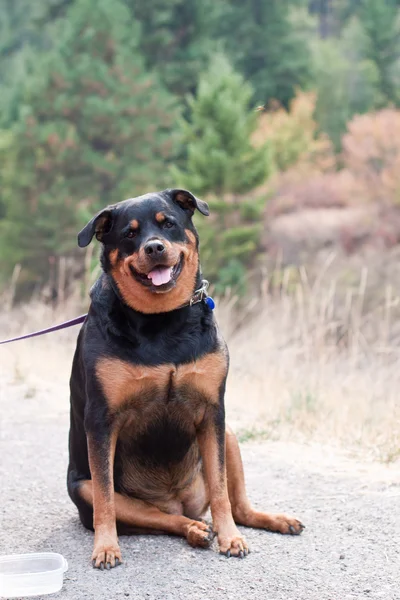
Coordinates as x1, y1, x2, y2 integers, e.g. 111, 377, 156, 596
339, 554, 345, 560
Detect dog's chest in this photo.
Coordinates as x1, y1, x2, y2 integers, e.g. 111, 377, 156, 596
95, 351, 227, 411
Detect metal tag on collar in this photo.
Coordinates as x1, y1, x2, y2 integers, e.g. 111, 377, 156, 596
190, 280, 215, 310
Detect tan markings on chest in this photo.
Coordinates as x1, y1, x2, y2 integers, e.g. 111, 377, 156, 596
173, 352, 227, 405
96, 352, 228, 410
96, 359, 170, 409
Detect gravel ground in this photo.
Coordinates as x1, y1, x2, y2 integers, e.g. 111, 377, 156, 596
1, 375, 399, 600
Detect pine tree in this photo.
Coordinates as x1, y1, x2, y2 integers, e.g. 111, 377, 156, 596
217, 0, 312, 107
0, 0, 179, 290
359, 0, 400, 106
123, 0, 223, 97
312, 17, 379, 148
172, 54, 269, 196
0, 0, 72, 124
172, 55, 271, 293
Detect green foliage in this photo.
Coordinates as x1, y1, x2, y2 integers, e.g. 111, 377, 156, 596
172, 54, 270, 196
217, 0, 313, 107
0, 0, 179, 289
309, 1, 400, 143
332, 0, 363, 26
312, 18, 379, 148
123, 0, 223, 97
195, 211, 262, 296
171, 55, 271, 294
0, 0, 72, 124
214, 260, 247, 296
239, 196, 266, 221
359, 0, 400, 106
2, 0, 400, 299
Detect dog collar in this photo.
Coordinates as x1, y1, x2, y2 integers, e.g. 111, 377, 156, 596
188, 279, 215, 310
108, 273, 215, 312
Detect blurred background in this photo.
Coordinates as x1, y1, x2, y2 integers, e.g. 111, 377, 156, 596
0, 0, 399, 463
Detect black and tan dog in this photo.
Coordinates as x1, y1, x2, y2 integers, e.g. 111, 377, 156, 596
67, 188, 304, 569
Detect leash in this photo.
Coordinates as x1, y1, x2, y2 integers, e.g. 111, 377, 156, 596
0, 314, 87, 346
0, 281, 215, 346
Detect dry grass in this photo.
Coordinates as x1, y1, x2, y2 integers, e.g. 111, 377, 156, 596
219, 261, 400, 464
1, 261, 399, 464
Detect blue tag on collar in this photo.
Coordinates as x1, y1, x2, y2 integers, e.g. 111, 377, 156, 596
205, 296, 215, 310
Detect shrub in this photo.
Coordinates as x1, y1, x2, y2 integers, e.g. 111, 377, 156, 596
253, 90, 334, 173
342, 108, 400, 206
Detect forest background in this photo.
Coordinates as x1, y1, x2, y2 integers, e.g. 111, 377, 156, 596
1, 0, 400, 460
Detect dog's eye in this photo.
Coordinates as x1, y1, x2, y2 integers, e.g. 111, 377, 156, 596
126, 230, 137, 239
163, 221, 174, 229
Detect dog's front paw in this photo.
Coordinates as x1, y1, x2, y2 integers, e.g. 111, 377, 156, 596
218, 527, 249, 558
186, 520, 215, 549
267, 513, 305, 535
92, 536, 122, 570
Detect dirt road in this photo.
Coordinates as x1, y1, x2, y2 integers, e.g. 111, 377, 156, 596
1, 373, 399, 600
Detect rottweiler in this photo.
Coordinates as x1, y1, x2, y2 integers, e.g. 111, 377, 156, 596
67, 188, 304, 569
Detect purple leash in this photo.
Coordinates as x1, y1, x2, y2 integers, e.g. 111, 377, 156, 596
0, 279, 215, 346
0, 314, 87, 345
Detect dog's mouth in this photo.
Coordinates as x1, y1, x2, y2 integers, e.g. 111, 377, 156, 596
129, 254, 184, 293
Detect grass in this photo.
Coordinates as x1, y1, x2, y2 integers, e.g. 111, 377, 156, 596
0, 258, 399, 464
217, 259, 400, 464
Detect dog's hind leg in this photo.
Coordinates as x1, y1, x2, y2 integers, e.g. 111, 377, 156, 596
78, 480, 214, 551
225, 425, 305, 535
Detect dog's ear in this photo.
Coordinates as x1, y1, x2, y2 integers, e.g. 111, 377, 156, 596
170, 189, 210, 217
77, 208, 114, 247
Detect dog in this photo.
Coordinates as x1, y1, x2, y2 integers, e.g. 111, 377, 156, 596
67, 188, 304, 569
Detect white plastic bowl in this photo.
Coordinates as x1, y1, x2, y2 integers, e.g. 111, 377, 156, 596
0, 552, 68, 598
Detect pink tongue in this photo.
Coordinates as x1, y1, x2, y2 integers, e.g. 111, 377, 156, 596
147, 266, 172, 286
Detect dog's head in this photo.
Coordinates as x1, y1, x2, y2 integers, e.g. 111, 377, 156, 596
78, 189, 209, 313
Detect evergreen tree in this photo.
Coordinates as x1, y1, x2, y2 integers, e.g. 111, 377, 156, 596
333, 0, 362, 28
217, 0, 312, 107
0, 0, 179, 290
172, 55, 271, 293
172, 54, 269, 196
124, 0, 223, 97
312, 17, 379, 148
359, 0, 400, 106
0, 0, 72, 124
308, 0, 335, 38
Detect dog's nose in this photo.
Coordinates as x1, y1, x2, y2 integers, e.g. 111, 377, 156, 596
144, 240, 166, 257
